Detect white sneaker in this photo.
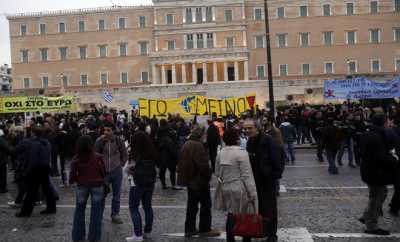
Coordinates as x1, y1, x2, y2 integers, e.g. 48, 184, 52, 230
126, 235, 143, 241
143, 233, 151, 239
8, 201, 21, 208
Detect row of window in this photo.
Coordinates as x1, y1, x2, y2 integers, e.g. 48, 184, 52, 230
274, 0, 400, 19
255, 59, 400, 78
275, 28, 400, 48
19, 16, 147, 36
22, 71, 149, 89
20, 42, 149, 63
18, 0, 400, 36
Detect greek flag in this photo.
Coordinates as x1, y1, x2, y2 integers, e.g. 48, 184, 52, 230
103, 90, 113, 103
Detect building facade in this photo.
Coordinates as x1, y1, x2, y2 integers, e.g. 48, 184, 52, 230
7, 0, 400, 108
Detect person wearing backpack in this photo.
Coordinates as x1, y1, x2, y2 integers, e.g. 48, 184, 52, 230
124, 131, 157, 242
16, 125, 57, 217
95, 122, 128, 224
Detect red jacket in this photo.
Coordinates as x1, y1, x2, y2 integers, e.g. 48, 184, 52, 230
69, 153, 106, 187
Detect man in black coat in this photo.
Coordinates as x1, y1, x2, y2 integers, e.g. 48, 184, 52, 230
359, 112, 399, 235
244, 119, 284, 242
0, 129, 11, 193
16, 125, 56, 217
206, 119, 220, 173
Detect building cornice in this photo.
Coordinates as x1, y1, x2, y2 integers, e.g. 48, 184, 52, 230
6, 5, 153, 20
153, 0, 245, 8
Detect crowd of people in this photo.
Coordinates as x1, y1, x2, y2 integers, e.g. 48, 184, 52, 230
0, 101, 399, 241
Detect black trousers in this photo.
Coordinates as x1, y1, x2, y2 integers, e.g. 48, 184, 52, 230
256, 181, 278, 241
159, 163, 176, 187
50, 150, 59, 176
185, 187, 212, 233
0, 162, 7, 191
20, 169, 56, 215
208, 145, 218, 172
390, 168, 400, 212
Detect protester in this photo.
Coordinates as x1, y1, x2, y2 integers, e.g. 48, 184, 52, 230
177, 126, 220, 238
359, 111, 399, 235
0, 128, 11, 193
70, 135, 106, 242
16, 125, 57, 217
125, 131, 157, 242
95, 121, 128, 224
207, 119, 220, 172
214, 128, 257, 242
321, 118, 344, 174
156, 119, 178, 190
244, 119, 283, 242
279, 117, 297, 165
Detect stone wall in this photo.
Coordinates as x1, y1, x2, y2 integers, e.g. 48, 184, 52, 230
73, 79, 324, 110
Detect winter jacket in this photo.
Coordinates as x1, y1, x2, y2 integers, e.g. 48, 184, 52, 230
360, 126, 400, 185
279, 122, 296, 144
95, 135, 128, 173
0, 136, 11, 165
24, 137, 52, 176
214, 146, 258, 214
321, 124, 344, 152
177, 138, 212, 191
246, 133, 284, 186
69, 153, 106, 187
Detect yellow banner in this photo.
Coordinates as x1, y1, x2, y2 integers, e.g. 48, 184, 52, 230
138, 94, 256, 118
0, 96, 75, 113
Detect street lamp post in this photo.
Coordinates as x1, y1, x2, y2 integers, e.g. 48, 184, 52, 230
264, 0, 275, 119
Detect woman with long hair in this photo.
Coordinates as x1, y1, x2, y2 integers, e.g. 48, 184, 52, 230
125, 130, 158, 242
70, 135, 106, 242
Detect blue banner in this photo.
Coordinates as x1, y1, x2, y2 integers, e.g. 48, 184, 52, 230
324, 77, 400, 100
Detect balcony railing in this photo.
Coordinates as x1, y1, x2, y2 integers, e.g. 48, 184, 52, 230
150, 46, 248, 58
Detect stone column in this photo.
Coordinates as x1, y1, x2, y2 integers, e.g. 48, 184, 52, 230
182, 63, 187, 83
172, 63, 177, 84
155, 37, 159, 52
183, 8, 186, 24
213, 62, 218, 82
193, 34, 198, 49
234, 61, 239, 81
212, 7, 216, 21
161, 64, 166, 85
202, 7, 206, 22
203, 62, 208, 83
192, 63, 197, 83
243, 31, 247, 47
192, 8, 196, 23
152, 64, 157, 84
244, 60, 249, 80
203, 33, 207, 49
224, 62, 228, 81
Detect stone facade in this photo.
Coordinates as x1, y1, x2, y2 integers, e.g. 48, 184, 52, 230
6, 0, 400, 107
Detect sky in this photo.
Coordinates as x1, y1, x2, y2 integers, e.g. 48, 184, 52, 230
0, 0, 152, 66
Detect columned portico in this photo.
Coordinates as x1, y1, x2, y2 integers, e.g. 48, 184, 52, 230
151, 59, 249, 85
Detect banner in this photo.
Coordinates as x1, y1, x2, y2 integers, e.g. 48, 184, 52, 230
138, 94, 256, 118
0, 96, 75, 113
324, 77, 400, 100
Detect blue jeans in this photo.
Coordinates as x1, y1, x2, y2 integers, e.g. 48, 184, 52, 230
105, 167, 123, 218
326, 150, 338, 173
337, 138, 354, 165
129, 185, 154, 236
72, 185, 105, 242
284, 142, 295, 162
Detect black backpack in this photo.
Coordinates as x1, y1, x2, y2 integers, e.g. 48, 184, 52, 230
133, 159, 157, 187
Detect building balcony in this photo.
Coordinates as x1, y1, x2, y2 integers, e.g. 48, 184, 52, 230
150, 46, 249, 63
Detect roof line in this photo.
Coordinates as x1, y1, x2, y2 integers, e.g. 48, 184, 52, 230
6, 5, 154, 19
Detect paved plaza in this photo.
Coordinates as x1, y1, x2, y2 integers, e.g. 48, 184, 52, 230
0, 149, 399, 242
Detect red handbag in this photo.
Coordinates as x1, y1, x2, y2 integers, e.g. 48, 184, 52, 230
232, 213, 264, 238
